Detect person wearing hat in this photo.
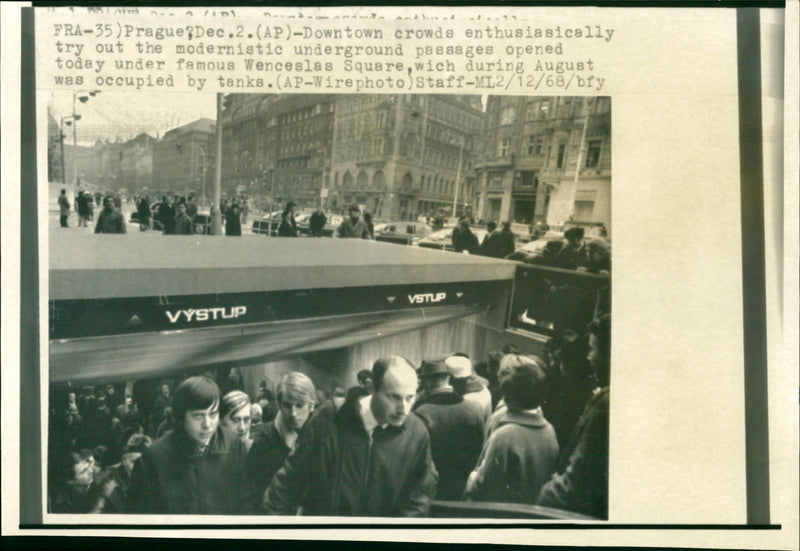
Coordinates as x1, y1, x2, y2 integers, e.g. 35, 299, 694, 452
278, 201, 299, 237
556, 226, 586, 269
445, 354, 493, 421
336, 204, 371, 239
413, 358, 485, 500
466, 354, 559, 504
99, 433, 153, 513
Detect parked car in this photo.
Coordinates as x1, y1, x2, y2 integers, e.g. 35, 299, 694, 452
129, 202, 163, 231
193, 212, 213, 235
374, 221, 432, 246
415, 227, 489, 252
251, 211, 283, 235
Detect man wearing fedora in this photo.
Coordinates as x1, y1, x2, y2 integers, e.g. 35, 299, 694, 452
414, 358, 485, 500
445, 354, 493, 421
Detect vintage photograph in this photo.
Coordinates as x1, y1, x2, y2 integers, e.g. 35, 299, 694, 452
45, 91, 611, 520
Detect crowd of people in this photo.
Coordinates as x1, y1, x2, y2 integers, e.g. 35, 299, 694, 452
47, 314, 610, 519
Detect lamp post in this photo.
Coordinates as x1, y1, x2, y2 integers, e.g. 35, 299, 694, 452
452, 134, 466, 218
71, 90, 100, 187
59, 114, 80, 184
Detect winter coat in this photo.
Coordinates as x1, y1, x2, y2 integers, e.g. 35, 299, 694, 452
127, 426, 253, 515
467, 408, 559, 504
413, 389, 485, 500
246, 421, 292, 510
537, 387, 609, 519
94, 208, 127, 234
454, 228, 480, 254
263, 396, 438, 517
58, 194, 71, 216
174, 213, 193, 235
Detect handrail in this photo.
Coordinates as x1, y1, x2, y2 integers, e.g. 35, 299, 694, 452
430, 500, 601, 520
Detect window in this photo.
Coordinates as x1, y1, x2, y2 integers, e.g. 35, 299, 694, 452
556, 144, 566, 168
498, 137, 511, 157
500, 107, 515, 125
585, 140, 602, 168
527, 135, 544, 156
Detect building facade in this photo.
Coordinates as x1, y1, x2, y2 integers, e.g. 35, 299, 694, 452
221, 94, 335, 206
153, 118, 216, 202
476, 96, 611, 232
330, 94, 483, 220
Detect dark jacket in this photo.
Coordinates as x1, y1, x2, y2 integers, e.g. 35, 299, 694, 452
160, 202, 176, 235
454, 228, 480, 254
278, 214, 298, 237
94, 208, 126, 234
246, 421, 291, 511
174, 212, 193, 235
413, 389, 485, 500
263, 396, 438, 517
495, 228, 516, 258
537, 387, 609, 519
127, 426, 252, 514
226, 210, 242, 236
50, 483, 106, 514
309, 210, 327, 237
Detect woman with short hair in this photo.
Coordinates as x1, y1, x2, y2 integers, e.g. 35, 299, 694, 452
465, 354, 559, 504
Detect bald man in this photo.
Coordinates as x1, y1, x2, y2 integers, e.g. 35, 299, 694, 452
263, 356, 438, 517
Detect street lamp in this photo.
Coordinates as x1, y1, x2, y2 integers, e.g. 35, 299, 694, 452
59, 114, 80, 184
71, 90, 100, 187
188, 143, 208, 207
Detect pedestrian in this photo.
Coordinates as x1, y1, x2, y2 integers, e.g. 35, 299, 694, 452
220, 390, 253, 452
226, 203, 242, 236
336, 204, 371, 239
160, 196, 176, 235
453, 219, 479, 254
174, 202, 194, 235
247, 372, 316, 511
478, 221, 498, 256
58, 188, 71, 227
466, 354, 559, 504
94, 197, 127, 234
186, 194, 198, 219
50, 449, 115, 513
537, 314, 610, 519
76, 191, 89, 227
100, 434, 152, 513
363, 212, 375, 239
263, 356, 438, 516
308, 209, 327, 237
127, 376, 253, 514
495, 222, 517, 258
414, 358, 485, 500
278, 201, 298, 237
445, 354, 493, 420
137, 196, 151, 231
557, 227, 586, 270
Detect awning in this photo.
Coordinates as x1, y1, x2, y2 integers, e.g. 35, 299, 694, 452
49, 304, 486, 385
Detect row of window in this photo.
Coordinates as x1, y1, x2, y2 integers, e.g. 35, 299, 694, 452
497, 136, 606, 169
498, 97, 612, 126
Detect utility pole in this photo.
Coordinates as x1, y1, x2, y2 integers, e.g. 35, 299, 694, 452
211, 93, 223, 235
452, 134, 465, 218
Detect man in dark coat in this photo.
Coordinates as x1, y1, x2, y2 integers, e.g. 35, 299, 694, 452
137, 197, 151, 231
495, 222, 517, 258
225, 203, 242, 236
76, 191, 89, 227
537, 314, 610, 519
556, 227, 586, 270
453, 220, 480, 254
309, 209, 327, 237
478, 221, 498, 256
128, 376, 253, 514
57, 188, 71, 227
174, 202, 194, 235
160, 196, 176, 235
94, 197, 127, 234
336, 204, 371, 239
263, 356, 438, 516
247, 372, 316, 510
278, 201, 298, 237
413, 359, 485, 500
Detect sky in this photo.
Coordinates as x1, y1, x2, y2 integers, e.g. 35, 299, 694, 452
48, 91, 217, 146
